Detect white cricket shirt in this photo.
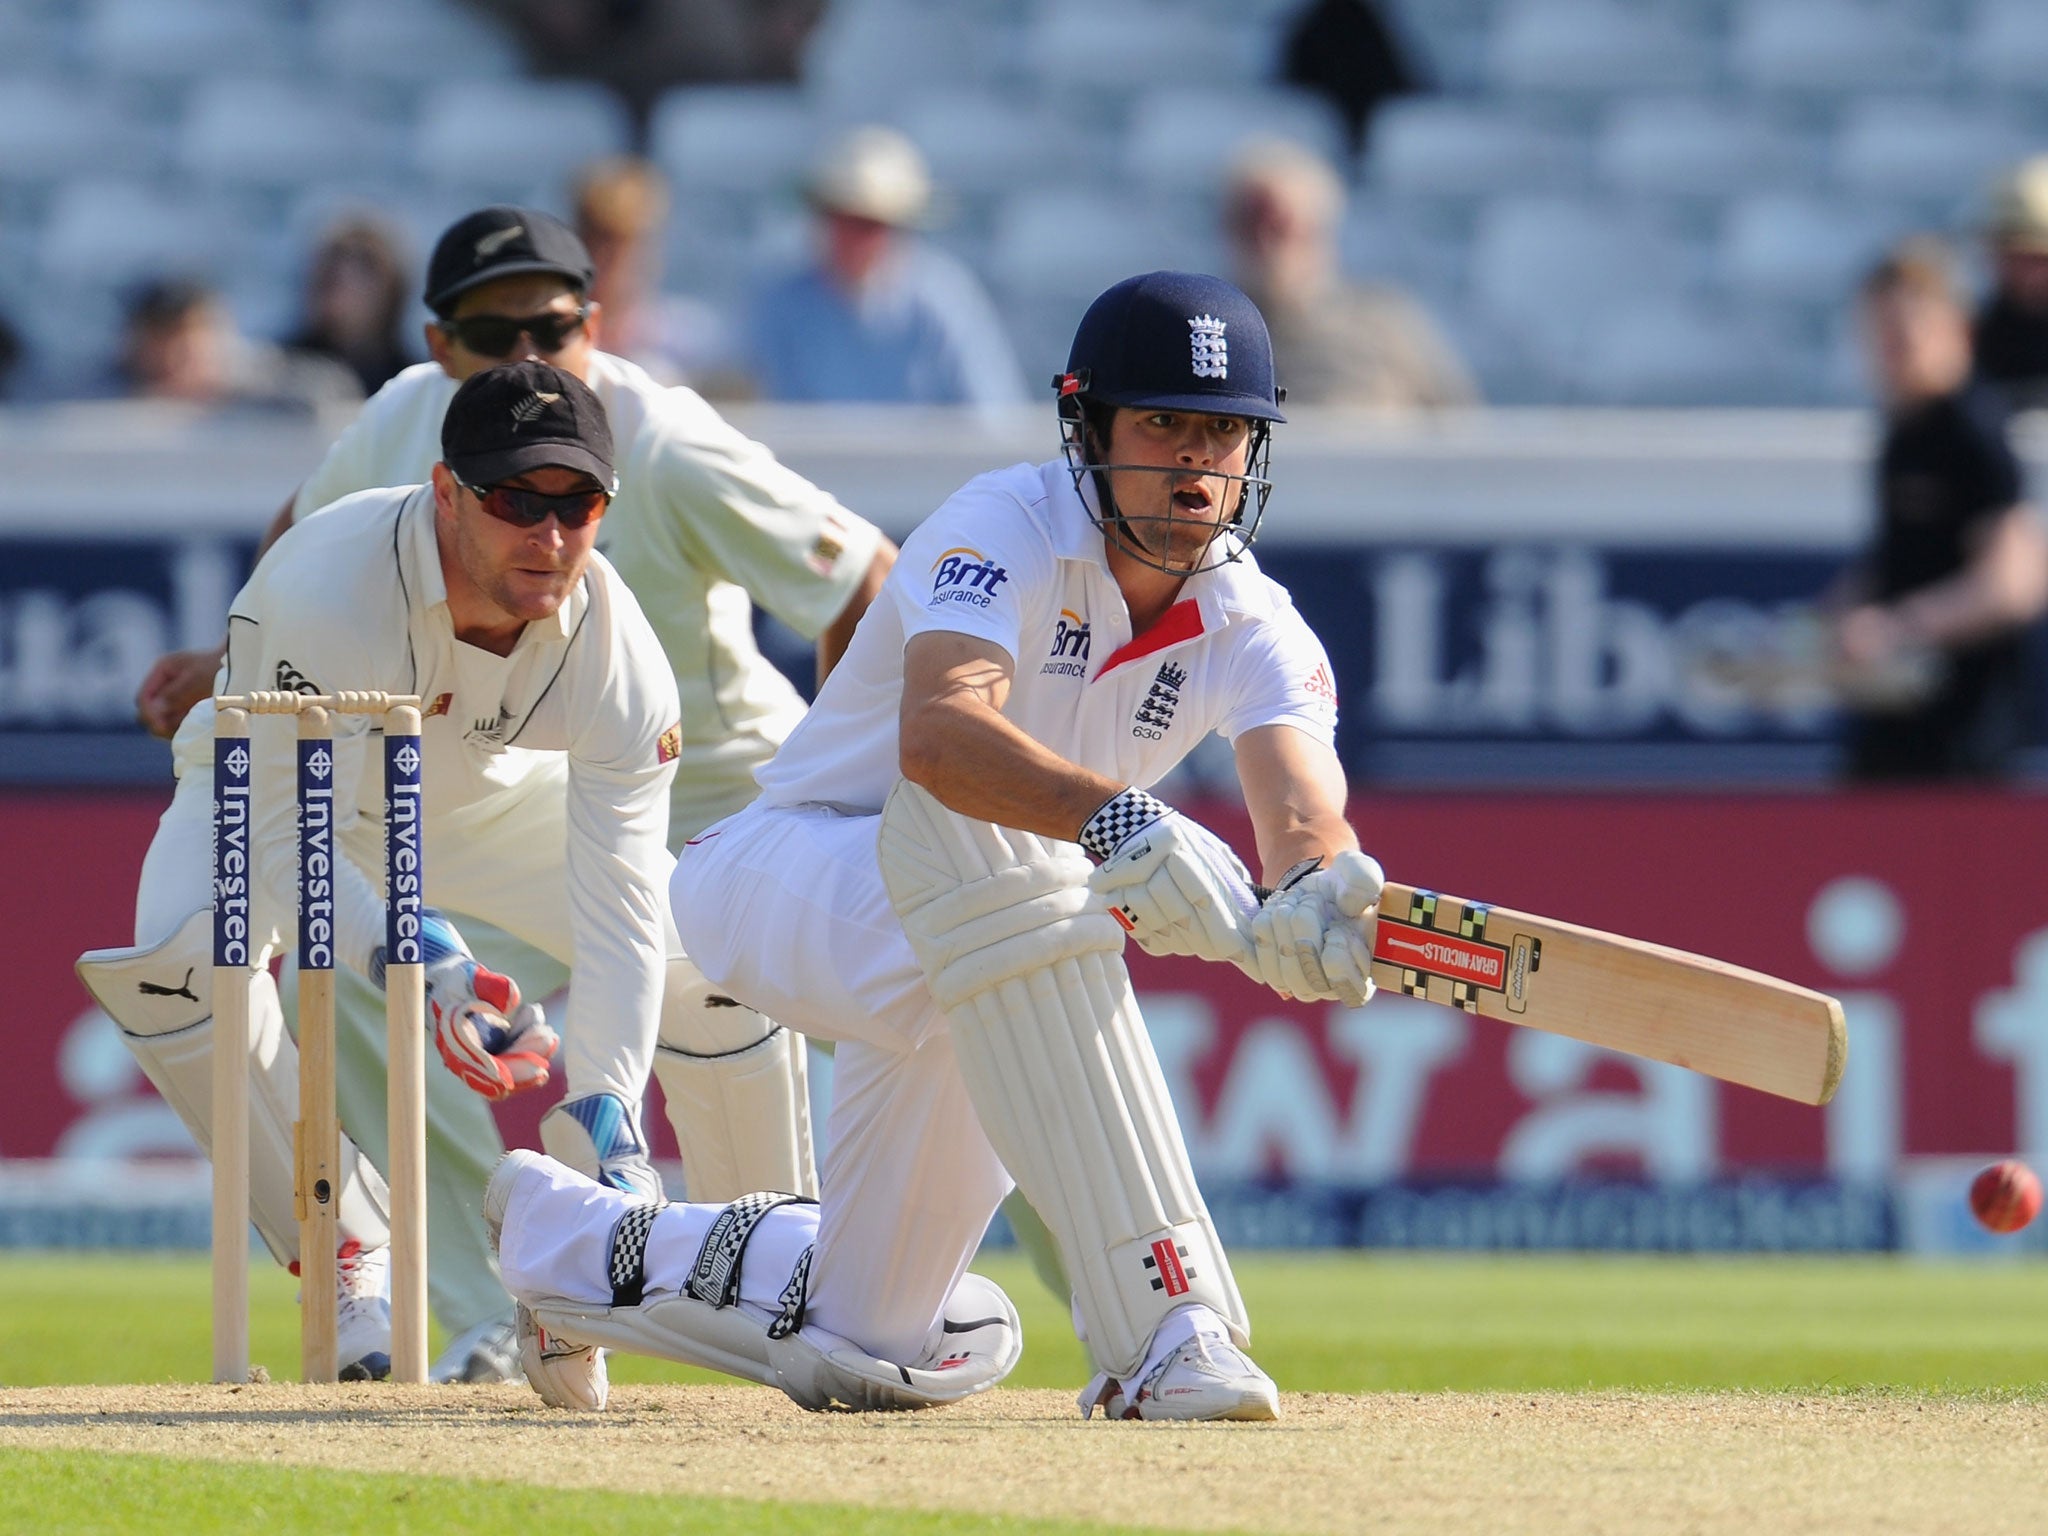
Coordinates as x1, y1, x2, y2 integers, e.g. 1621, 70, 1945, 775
293, 353, 881, 837
206, 485, 681, 1050
755, 459, 1338, 814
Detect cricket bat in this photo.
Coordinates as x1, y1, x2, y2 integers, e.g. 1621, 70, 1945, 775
1367, 883, 1846, 1106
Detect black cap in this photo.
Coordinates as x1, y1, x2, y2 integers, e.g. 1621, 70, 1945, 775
441, 361, 615, 488
425, 206, 594, 315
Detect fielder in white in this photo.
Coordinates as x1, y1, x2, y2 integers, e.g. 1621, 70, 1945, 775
96, 208, 889, 1380
489, 271, 1385, 1420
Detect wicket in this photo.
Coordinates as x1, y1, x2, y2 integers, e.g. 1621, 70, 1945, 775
211, 690, 428, 1385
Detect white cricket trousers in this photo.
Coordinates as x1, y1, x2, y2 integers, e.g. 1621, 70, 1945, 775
669, 799, 1014, 1365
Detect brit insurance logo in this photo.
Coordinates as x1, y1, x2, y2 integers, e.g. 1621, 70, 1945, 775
1040, 609, 1091, 678
928, 546, 1009, 609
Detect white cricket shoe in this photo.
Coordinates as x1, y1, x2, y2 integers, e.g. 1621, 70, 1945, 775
429, 1311, 520, 1384
334, 1239, 392, 1382
1081, 1330, 1280, 1423
482, 1149, 607, 1410
515, 1303, 609, 1411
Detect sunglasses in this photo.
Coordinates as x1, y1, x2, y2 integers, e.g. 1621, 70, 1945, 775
459, 479, 611, 530
440, 306, 589, 358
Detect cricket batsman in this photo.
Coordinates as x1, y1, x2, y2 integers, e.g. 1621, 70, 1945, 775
94, 207, 891, 1379
487, 272, 1385, 1420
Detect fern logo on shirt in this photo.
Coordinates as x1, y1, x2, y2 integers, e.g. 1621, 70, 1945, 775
466, 705, 517, 750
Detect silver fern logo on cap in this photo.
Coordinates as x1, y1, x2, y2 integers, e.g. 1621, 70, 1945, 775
475, 224, 523, 258
510, 391, 560, 427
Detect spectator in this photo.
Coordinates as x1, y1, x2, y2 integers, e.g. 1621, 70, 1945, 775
116, 278, 360, 414
1829, 240, 2048, 782
1223, 138, 1476, 410
1279, 0, 1418, 164
285, 214, 416, 396
0, 310, 19, 399
1973, 156, 2048, 409
747, 126, 1027, 410
477, 0, 821, 126
571, 156, 738, 389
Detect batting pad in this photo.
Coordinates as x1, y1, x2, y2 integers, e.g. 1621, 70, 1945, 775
76, 910, 392, 1264
877, 780, 1248, 1381
653, 955, 818, 1201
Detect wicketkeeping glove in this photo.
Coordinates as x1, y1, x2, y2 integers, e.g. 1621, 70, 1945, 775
1247, 850, 1384, 1008
1081, 787, 1261, 966
373, 908, 559, 1100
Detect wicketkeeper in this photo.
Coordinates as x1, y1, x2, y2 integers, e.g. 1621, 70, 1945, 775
80, 363, 697, 1378
488, 272, 1385, 1420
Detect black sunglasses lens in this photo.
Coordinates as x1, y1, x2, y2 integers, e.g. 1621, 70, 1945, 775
450, 311, 583, 356
528, 314, 580, 349
452, 318, 520, 357
477, 486, 606, 529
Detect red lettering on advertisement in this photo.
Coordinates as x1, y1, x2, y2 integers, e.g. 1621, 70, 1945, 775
12, 791, 2048, 1182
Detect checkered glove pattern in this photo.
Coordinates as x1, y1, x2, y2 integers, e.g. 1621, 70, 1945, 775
1246, 850, 1383, 1008
1083, 787, 1261, 966
1077, 786, 1171, 865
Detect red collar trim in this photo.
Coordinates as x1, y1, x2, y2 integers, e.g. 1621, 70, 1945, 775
1094, 599, 1204, 680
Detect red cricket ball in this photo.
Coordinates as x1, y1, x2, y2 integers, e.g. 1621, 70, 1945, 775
1970, 1160, 2043, 1235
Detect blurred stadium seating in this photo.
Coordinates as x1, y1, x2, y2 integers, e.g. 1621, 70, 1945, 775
0, 0, 2043, 404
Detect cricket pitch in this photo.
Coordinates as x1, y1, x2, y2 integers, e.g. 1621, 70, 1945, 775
4, 1384, 2045, 1535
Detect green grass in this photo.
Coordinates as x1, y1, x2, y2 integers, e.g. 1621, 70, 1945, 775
0, 1446, 1156, 1536
5, 1250, 2048, 1393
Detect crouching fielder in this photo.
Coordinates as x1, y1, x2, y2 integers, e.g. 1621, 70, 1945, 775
490, 272, 1382, 1419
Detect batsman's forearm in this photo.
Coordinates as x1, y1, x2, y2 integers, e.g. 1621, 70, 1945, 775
900, 694, 1123, 844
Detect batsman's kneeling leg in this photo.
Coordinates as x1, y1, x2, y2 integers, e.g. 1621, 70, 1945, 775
487, 1150, 1019, 1413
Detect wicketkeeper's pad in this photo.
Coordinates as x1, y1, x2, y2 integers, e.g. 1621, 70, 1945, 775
76, 909, 392, 1263
652, 954, 818, 1201
876, 780, 1249, 1380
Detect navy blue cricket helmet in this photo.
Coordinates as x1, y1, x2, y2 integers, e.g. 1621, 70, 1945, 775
1054, 271, 1285, 574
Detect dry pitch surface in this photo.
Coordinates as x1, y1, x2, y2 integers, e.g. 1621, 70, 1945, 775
5, 1384, 2046, 1535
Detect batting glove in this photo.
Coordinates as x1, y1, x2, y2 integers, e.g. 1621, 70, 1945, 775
374, 908, 560, 1100
1081, 787, 1261, 966
1247, 850, 1384, 1008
